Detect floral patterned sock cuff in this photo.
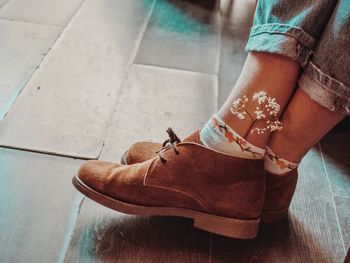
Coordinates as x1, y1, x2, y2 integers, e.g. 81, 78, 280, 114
264, 146, 299, 175
200, 115, 265, 159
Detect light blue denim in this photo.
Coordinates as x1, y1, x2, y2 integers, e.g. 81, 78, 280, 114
246, 0, 350, 114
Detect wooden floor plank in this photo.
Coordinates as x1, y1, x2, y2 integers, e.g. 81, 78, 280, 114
217, 0, 255, 105
0, 19, 61, 120
320, 131, 350, 254
100, 64, 217, 162
334, 197, 350, 251
0, 0, 156, 159
0, 0, 8, 9
0, 0, 84, 26
211, 148, 346, 263
0, 148, 83, 263
63, 199, 211, 263
320, 132, 350, 199
134, 0, 220, 75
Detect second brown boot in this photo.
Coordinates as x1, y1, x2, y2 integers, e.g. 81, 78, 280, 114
121, 130, 298, 223
262, 169, 298, 222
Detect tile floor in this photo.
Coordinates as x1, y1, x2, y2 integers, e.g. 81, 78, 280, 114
0, 0, 349, 262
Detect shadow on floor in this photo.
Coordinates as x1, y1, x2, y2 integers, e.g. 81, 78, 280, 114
75, 216, 210, 262
321, 129, 350, 198
149, 0, 219, 32
77, 213, 333, 263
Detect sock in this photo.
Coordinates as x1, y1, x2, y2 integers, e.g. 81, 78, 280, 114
264, 146, 299, 175
199, 115, 265, 159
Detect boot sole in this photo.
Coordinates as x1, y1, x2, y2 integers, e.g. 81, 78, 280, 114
72, 175, 260, 239
121, 152, 289, 224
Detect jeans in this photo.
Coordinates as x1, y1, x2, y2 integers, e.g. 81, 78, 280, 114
246, 0, 350, 114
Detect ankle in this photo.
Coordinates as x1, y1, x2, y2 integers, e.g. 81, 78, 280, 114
268, 127, 306, 163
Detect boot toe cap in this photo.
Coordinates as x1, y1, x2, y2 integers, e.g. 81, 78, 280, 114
77, 160, 120, 192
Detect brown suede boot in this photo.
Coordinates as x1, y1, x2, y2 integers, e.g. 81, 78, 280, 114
121, 131, 298, 223
262, 170, 298, 222
73, 130, 265, 239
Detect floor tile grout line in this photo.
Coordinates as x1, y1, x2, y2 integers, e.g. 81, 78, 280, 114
0, 145, 93, 160
133, 62, 219, 76
214, 75, 219, 112
96, 140, 106, 160
212, 0, 221, 113
0, 0, 87, 121
56, 195, 85, 263
217, 0, 234, 111
216, 0, 223, 112
129, 0, 157, 73
318, 142, 347, 254
214, 0, 223, 77
0, 17, 64, 28
0, 0, 10, 10
133, 62, 218, 78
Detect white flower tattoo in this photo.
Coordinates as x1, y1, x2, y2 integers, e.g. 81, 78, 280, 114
254, 108, 266, 120
230, 91, 283, 135
252, 91, 267, 104
230, 95, 249, 120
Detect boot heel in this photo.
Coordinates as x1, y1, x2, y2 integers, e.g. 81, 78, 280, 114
262, 208, 289, 223
193, 214, 260, 239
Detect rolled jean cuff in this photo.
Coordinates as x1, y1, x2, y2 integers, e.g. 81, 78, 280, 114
245, 23, 317, 67
299, 62, 350, 115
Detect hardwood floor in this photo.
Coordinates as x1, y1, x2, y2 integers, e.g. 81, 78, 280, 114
0, 0, 348, 262
209, 148, 346, 263
63, 199, 212, 263
0, 148, 83, 263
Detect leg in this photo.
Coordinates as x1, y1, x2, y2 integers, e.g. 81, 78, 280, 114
268, 89, 346, 163
269, 0, 350, 163
262, 1, 349, 222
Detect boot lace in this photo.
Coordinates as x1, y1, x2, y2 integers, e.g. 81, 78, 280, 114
156, 128, 181, 163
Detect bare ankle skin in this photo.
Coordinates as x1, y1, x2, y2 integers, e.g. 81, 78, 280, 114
268, 89, 346, 162
217, 52, 300, 148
